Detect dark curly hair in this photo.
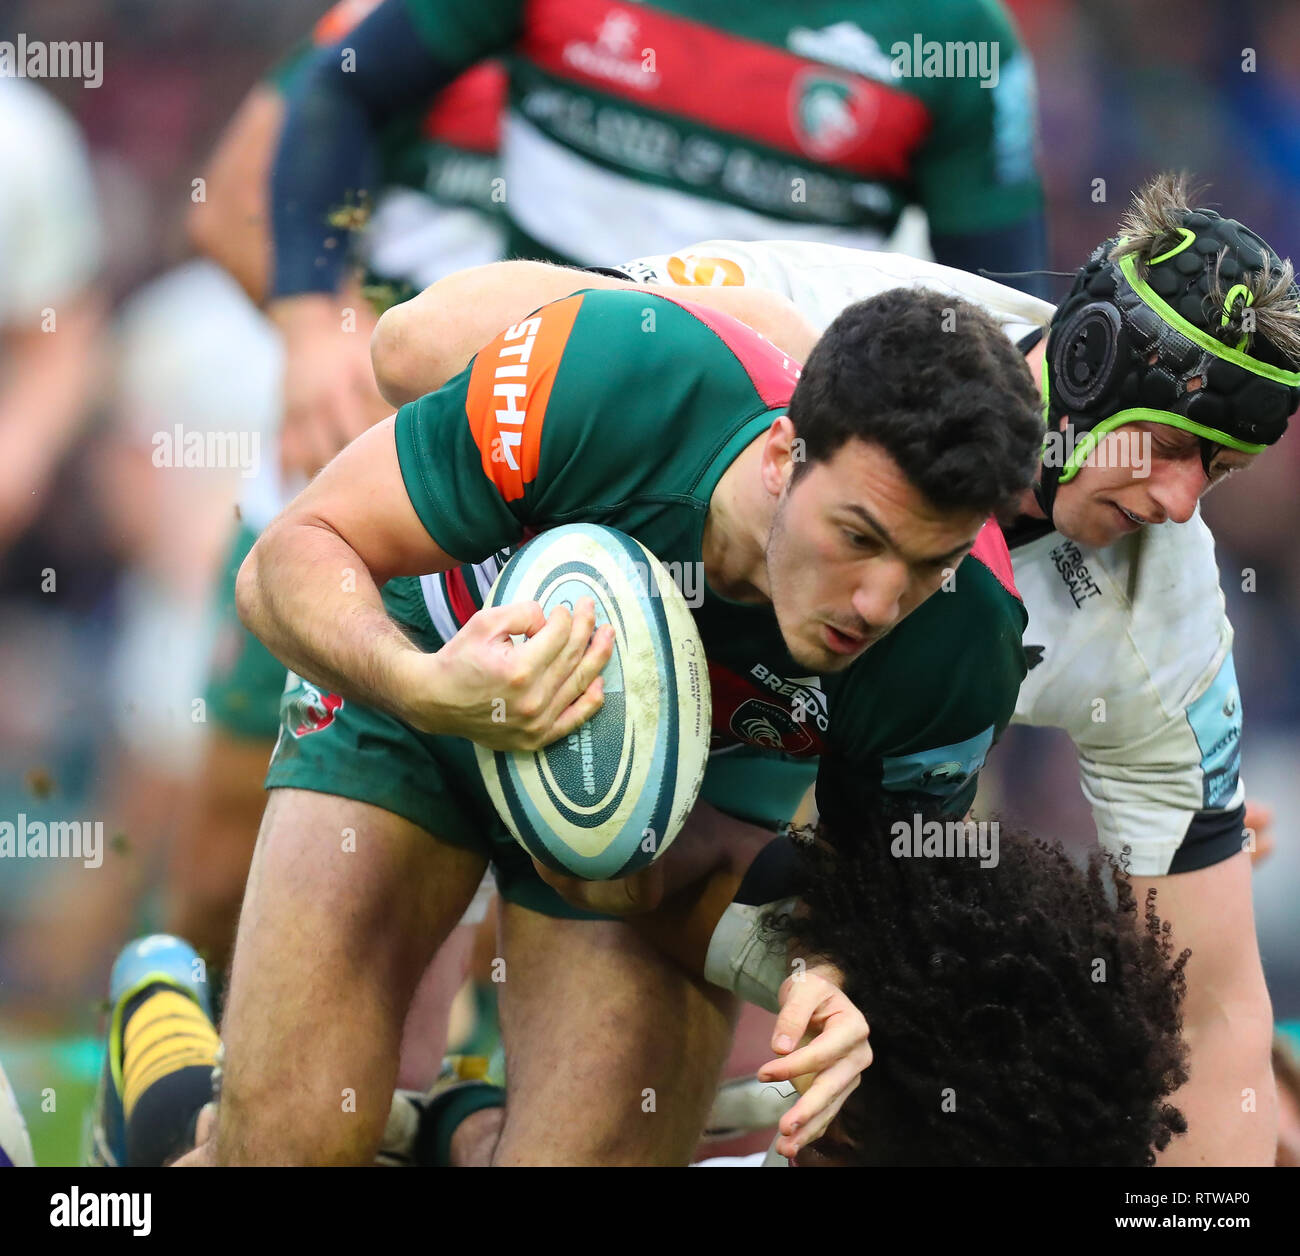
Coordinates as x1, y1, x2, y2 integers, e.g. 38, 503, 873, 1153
788, 289, 1044, 517
774, 809, 1190, 1166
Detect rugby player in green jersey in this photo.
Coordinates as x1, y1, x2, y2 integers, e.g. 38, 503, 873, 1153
188, 282, 1041, 1165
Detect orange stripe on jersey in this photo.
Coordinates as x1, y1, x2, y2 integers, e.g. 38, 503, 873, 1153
465, 294, 585, 502
312, 0, 381, 46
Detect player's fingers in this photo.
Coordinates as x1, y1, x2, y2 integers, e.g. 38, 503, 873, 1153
757, 1014, 871, 1083
478, 600, 547, 644
1244, 799, 1273, 826
775, 1078, 857, 1159
780, 1056, 864, 1138
539, 596, 599, 688
545, 677, 605, 745
776, 1075, 861, 1158
770, 978, 827, 1054
615, 861, 665, 914
515, 600, 576, 669
545, 621, 614, 722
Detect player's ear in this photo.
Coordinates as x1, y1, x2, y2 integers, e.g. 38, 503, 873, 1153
761, 415, 799, 496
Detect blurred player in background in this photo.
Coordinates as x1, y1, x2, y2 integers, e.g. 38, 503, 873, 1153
0, 79, 104, 553
5, 263, 281, 1015
172, 0, 505, 990
0, 77, 104, 1014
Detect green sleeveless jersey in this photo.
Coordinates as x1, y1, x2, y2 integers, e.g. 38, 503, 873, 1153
392, 287, 1027, 823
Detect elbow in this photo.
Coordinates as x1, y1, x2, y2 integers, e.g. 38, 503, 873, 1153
234, 536, 263, 633
371, 302, 440, 406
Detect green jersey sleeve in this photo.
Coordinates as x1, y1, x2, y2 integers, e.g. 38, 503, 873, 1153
817, 543, 1028, 820
911, 0, 1044, 235
393, 287, 788, 561
402, 0, 524, 67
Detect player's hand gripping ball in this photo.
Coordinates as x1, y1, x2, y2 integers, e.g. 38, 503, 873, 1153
474, 524, 711, 880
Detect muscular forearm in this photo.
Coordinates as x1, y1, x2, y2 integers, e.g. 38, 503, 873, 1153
629, 808, 791, 982
1133, 854, 1277, 1165
188, 85, 284, 306
371, 260, 818, 406
236, 514, 421, 717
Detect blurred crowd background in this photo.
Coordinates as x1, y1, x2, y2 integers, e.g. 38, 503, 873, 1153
1, 0, 1298, 1156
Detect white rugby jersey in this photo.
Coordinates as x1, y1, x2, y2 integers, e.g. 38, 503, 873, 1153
0, 80, 100, 323
617, 240, 1245, 876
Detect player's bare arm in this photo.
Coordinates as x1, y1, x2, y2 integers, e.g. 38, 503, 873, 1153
186, 83, 283, 306
370, 258, 819, 406
1135, 853, 1277, 1165
236, 415, 612, 749
611, 806, 872, 1158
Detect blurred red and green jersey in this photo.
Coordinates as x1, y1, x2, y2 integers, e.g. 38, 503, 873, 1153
400, 0, 1043, 261
271, 0, 507, 304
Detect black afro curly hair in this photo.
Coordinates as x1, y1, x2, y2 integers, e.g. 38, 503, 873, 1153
773, 808, 1190, 1166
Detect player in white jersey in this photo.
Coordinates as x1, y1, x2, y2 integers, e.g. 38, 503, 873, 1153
0, 79, 103, 553
370, 173, 1300, 1165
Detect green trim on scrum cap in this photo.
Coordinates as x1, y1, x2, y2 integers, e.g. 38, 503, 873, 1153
1057, 408, 1269, 483
1037, 354, 1054, 458
1117, 251, 1300, 387
1147, 226, 1197, 265
1220, 283, 1254, 352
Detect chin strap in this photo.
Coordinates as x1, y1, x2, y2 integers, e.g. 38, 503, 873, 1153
1033, 348, 1060, 525
1033, 465, 1059, 526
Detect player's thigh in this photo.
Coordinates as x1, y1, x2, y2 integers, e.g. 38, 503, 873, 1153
493, 901, 737, 1166
216, 788, 487, 1164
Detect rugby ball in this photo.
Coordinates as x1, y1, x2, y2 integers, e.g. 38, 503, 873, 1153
473, 524, 711, 879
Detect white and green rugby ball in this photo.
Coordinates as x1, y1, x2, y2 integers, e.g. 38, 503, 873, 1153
474, 524, 711, 880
